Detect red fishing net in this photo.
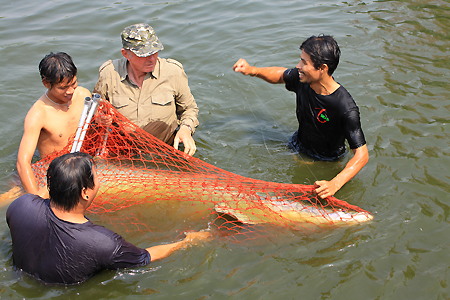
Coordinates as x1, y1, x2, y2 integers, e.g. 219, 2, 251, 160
30, 100, 372, 240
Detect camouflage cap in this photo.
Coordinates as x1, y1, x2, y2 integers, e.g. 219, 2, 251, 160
121, 23, 164, 57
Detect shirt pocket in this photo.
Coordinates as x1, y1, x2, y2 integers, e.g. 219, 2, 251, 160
150, 93, 175, 121
111, 95, 130, 109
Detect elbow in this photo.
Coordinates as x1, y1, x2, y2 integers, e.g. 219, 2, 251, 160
16, 160, 23, 175
16, 158, 30, 183
16, 157, 28, 173
353, 144, 369, 167
360, 146, 369, 167
277, 74, 285, 84
361, 155, 369, 169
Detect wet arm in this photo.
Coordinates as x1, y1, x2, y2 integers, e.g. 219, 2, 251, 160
233, 58, 286, 84
315, 144, 369, 198
146, 240, 185, 261
146, 231, 210, 261
17, 110, 44, 194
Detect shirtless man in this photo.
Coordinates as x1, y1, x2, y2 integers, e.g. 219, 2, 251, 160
16, 52, 91, 195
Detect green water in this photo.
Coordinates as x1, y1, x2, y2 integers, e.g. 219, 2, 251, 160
1, 0, 450, 299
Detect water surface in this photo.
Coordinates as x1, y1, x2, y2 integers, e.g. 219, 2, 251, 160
1, 0, 450, 299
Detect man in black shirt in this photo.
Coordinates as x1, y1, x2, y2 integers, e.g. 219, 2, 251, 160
233, 35, 369, 198
6, 152, 209, 284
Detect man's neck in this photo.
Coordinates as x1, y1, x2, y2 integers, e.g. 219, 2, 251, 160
50, 201, 88, 224
310, 76, 340, 96
126, 63, 147, 88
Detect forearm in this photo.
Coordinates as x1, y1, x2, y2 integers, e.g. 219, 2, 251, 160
93, 75, 109, 101
314, 145, 368, 198
176, 76, 199, 132
17, 108, 45, 195
146, 240, 185, 261
178, 101, 199, 134
17, 161, 38, 194
145, 231, 211, 261
330, 145, 369, 191
250, 66, 287, 84
233, 59, 286, 84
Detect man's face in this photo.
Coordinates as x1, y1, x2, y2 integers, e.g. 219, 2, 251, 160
122, 49, 158, 74
296, 50, 322, 84
46, 76, 78, 103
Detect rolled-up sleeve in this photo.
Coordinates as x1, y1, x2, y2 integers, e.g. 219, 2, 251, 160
174, 68, 199, 133
93, 60, 113, 101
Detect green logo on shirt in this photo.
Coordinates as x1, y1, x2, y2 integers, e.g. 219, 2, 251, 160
316, 108, 329, 123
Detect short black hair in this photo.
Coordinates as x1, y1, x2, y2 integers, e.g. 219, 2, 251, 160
47, 152, 95, 211
300, 35, 340, 76
39, 52, 77, 87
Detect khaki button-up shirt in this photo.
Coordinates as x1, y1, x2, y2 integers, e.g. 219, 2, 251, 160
94, 57, 199, 144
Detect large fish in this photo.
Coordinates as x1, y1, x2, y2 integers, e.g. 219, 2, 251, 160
3, 96, 373, 230
1, 156, 373, 231
90, 158, 373, 230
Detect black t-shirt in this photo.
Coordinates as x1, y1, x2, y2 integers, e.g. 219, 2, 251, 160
284, 68, 366, 160
6, 194, 151, 285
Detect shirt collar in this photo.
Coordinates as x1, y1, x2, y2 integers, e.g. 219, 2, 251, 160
118, 57, 161, 82
151, 57, 161, 79
117, 57, 128, 82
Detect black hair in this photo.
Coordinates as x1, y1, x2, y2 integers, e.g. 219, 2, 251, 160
47, 152, 95, 211
39, 52, 77, 87
300, 35, 340, 76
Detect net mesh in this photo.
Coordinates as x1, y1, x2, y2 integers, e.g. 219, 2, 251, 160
31, 100, 372, 240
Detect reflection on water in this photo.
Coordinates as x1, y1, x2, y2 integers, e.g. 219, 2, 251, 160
1, 0, 450, 298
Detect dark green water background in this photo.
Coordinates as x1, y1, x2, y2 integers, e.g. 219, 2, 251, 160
1, 0, 449, 299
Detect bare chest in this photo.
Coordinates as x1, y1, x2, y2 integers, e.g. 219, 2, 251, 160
38, 107, 83, 156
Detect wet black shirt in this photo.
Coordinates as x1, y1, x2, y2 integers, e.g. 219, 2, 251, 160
284, 68, 366, 160
6, 194, 151, 285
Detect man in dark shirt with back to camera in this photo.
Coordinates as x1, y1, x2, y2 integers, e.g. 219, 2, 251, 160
6, 152, 209, 285
233, 35, 369, 198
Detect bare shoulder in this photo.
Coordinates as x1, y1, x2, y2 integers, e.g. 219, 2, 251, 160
24, 98, 47, 128
73, 86, 92, 102
75, 86, 91, 97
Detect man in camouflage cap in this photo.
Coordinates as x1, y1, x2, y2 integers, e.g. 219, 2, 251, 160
121, 23, 164, 57
94, 23, 199, 155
